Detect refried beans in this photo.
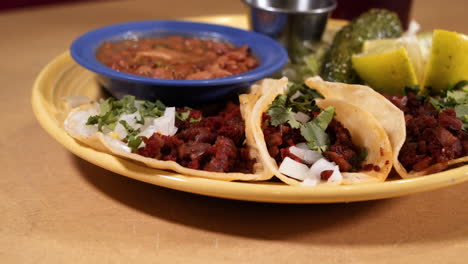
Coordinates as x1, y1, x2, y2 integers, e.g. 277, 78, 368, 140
96, 35, 259, 80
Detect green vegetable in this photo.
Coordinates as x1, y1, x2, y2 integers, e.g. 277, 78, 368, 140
86, 96, 139, 131
267, 103, 301, 128
266, 84, 334, 153
138, 99, 166, 123
127, 137, 143, 152
85, 96, 175, 151
175, 107, 192, 121
301, 121, 329, 153
189, 117, 202, 123
119, 120, 142, 152
313, 106, 335, 130
266, 82, 322, 128
320, 9, 403, 83
287, 82, 323, 113
428, 80, 468, 130
300, 106, 335, 153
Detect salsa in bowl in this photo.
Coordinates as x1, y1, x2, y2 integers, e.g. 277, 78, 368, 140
70, 20, 288, 106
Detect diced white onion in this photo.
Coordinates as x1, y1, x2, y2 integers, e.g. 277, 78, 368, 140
64, 107, 99, 137
105, 135, 132, 153
289, 145, 323, 165
293, 111, 311, 124
301, 177, 319, 186
278, 157, 309, 181
308, 158, 336, 180
295, 142, 309, 150
327, 165, 343, 184
290, 91, 304, 101
138, 107, 178, 137
112, 113, 142, 139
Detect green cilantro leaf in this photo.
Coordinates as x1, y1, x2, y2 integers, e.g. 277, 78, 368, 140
300, 121, 329, 153
313, 106, 335, 130
427, 80, 468, 130
266, 82, 322, 128
176, 107, 192, 121
287, 82, 322, 113
299, 106, 335, 153
127, 137, 142, 152
455, 104, 468, 130
119, 120, 142, 152
86, 96, 141, 131
189, 117, 202, 123
267, 104, 301, 128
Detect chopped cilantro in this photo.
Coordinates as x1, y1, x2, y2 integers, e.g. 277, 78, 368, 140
313, 106, 335, 130
176, 109, 191, 121
300, 121, 329, 153
119, 120, 142, 152
267, 104, 301, 128
455, 105, 468, 130
189, 117, 202, 123
127, 137, 143, 152
138, 99, 166, 121
266, 82, 322, 128
86, 96, 142, 131
299, 106, 335, 153
287, 82, 323, 113
428, 80, 468, 130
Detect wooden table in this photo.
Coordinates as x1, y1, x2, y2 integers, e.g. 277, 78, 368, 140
1, 0, 467, 262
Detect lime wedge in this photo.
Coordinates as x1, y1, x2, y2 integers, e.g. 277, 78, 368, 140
352, 46, 418, 94
422, 29, 468, 93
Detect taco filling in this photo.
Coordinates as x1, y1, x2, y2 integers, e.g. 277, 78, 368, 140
64, 95, 270, 181
384, 84, 468, 172
250, 79, 393, 186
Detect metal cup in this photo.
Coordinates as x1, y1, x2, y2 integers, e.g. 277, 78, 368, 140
242, 0, 336, 62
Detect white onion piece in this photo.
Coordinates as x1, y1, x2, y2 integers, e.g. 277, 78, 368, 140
290, 91, 304, 101
293, 111, 311, 124
104, 135, 131, 153
289, 145, 323, 165
113, 113, 142, 139
308, 158, 336, 180
301, 176, 320, 186
327, 165, 343, 184
295, 142, 309, 150
64, 107, 99, 137
138, 107, 178, 137
278, 157, 309, 181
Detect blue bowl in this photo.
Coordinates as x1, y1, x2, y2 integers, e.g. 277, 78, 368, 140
70, 20, 288, 106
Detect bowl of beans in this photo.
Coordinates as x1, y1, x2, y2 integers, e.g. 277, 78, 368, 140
70, 20, 288, 105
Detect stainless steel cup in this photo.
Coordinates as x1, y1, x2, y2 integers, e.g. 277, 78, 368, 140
242, 0, 336, 61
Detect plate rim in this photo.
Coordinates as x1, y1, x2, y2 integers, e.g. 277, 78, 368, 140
31, 16, 468, 204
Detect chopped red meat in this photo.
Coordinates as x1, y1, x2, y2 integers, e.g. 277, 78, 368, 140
385, 93, 468, 172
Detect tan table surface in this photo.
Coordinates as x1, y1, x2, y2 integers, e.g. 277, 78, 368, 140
1, 0, 467, 263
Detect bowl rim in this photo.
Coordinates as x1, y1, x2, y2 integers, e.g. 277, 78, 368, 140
70, 19, 288, 86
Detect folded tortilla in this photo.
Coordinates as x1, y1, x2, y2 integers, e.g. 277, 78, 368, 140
305, 76, 468, 178
64, 98, 272, 182
248, 77, 393, 186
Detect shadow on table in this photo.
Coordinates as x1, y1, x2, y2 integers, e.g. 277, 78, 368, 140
74, 156, 468, 246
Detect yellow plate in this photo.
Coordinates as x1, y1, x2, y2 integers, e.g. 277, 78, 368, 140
31, 15, 468, 203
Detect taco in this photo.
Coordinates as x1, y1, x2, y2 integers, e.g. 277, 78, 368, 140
248, 77, 393, 186
305, 77, 468, 178
64, 95, 271, 181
